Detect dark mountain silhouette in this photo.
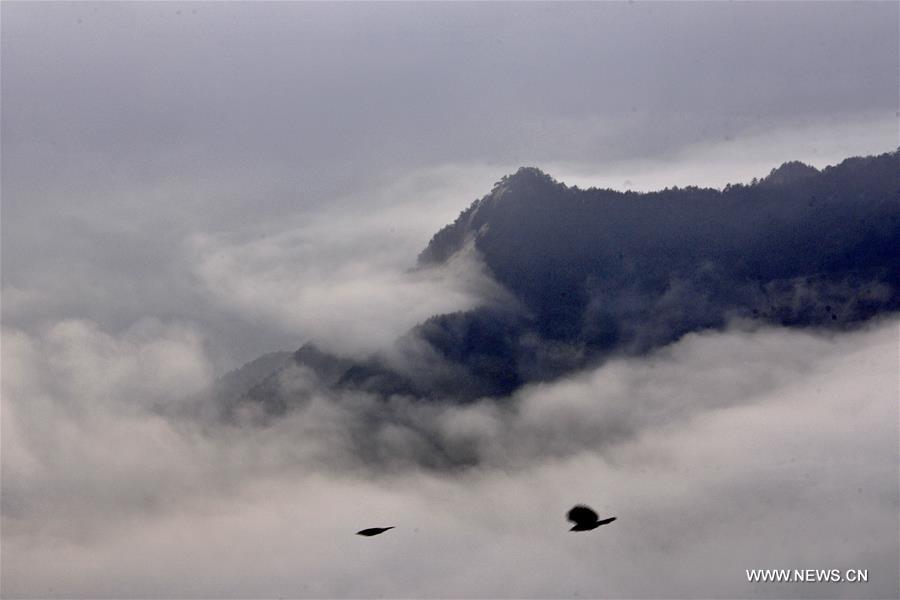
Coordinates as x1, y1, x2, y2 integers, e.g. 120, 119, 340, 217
412, 150, 900, 395
210, 150, 899, 418
567, 505, 616, 531
759, 161, 820, 187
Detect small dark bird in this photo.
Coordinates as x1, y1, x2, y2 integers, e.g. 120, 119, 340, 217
356, 527, 395, 537
567, 505, 616, 531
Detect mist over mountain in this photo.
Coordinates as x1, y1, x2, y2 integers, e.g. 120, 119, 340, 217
214, 150, 899, 419
5, 3, 899, 596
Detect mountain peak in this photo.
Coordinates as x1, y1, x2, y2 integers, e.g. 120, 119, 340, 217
510, 166, 554, 180
225, 150, 900, 418
761, 161, 819, 186
494, 166, 559, 191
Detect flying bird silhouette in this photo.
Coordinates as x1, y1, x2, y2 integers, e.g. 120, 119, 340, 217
356, 527, 395, 537
567, 505, 616, 531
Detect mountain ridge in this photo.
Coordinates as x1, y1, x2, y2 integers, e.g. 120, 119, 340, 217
211, 149, 900, 418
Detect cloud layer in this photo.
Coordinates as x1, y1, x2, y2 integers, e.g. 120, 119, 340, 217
3, 316, 897, 598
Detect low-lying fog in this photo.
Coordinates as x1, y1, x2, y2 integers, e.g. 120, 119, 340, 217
4, 315, 897, 598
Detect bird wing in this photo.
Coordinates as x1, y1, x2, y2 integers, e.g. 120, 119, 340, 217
356, 526, 395, 536
567, 505, 598, 525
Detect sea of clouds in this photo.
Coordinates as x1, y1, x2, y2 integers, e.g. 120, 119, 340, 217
3, 308, 897, 597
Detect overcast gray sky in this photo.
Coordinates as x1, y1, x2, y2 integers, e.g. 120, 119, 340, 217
3, 1, 898, 366
2, 3, 899, 598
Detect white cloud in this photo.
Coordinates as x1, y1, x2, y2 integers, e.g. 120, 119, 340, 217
187, 165, 514, 357
3, 318, 896, 598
